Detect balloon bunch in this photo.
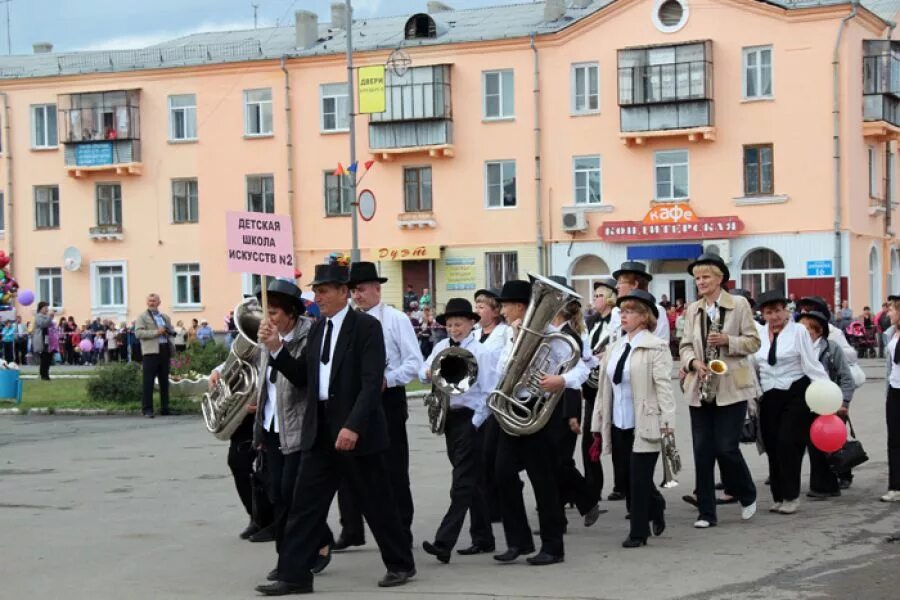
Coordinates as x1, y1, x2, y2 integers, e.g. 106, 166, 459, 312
0, 251, 24, 310
326, 252, 351, 267
806, 380, 848, 453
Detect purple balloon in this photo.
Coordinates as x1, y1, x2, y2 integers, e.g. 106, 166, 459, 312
17, 289, 34, 306
79, 339, 93, 352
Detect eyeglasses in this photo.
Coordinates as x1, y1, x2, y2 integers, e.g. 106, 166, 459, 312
620, 309, 642, 315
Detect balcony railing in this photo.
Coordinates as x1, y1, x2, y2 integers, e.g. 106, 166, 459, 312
369, 65, 452, 154
618, 60, 712, 106
864, 41, 900, 128
89, 224, 124, 241
58, 90, 142, 174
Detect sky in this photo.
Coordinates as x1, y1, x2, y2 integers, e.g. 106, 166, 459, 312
3, 0, 536, 54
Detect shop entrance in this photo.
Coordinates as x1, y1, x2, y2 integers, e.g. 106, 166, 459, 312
402, 260, 433, 307
649, 261, 695, 306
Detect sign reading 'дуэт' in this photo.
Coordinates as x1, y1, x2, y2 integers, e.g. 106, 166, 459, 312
225, 211, 295, 278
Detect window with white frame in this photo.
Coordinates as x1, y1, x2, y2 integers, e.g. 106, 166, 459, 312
93, 263, 126, 309
485, 252, 518, 289
31, 104, 58, 148
247, 175, 274, 213
324, 171, 352, 216
483, 70, 514, 120
320, 83, 350, 132
168, 94, 197, 141
404, 167, 432, 212
655, 150, 689, 201
741, 248, 785, 297
870, 247, 882, 308
36, 267, 62, 308
743, 46, 773, 99
242, 273, 263, 297
869, 145, 879, 197
244, 88, 273, 136
485, 160, 517, 208
172, 179, 198, 223
96, 183, 122, 226
572, 63, 599, 114
34, 185, 60, 229
174, 263, 202, 306
573, 156, 602, 204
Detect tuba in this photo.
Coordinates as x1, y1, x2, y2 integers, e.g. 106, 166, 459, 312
488, 273, 582, 436
660, 424, 681, 488
423, 345, 479, 435
201, 298, 263, 440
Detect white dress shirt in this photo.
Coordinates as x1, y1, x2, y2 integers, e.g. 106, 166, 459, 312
828, 323, 858, 365
495, 323, 590, 391
318, 303, 351, 401
608, 304, 670, 344
888, 336, 900, 389
475, 321, 509, 391
607, 330, 647, 429
755, 320, 829, 392
263, 328, 295, 433
419, 331, 493, 427
364, 302, 423, 388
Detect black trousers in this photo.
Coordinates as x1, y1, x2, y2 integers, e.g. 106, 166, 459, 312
3, 341, 13, 363
581, 390, 604, 500
338, 386, 414, 546
141, 344, 170, 415
760, 378, 812, 503
689, 400, 757, 523
495, 425, 564, 556
553, 405, 599, 517
481, 414, 505, 521
277, 411, 414, 586
610, 426, 665, 539
807, 412, 853, 494
888, 387, 900, 491
433, 408, 495, 550
611, 425, 634, 512
15, 338, 26, 365
228, 414, 257, 517
39, 350, 51, 380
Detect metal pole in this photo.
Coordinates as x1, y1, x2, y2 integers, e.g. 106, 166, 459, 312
251, 3, 259, 29
2, 1, 11, 56
346, 0, 360, 263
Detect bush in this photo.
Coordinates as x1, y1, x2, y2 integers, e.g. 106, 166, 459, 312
86, 361, 142, 405
170, 341, 229, 380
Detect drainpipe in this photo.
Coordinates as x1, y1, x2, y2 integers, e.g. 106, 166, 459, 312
887, 24, 896, 242
280, 56, 297, 249
832, 1, 858, 311
531, 33, 546, 275
0, 92, 12, 271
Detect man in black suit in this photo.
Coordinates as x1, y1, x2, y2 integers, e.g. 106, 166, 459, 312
253, 263, 416, 596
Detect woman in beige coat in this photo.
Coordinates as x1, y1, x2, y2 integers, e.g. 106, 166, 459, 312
592, 290, 674, 548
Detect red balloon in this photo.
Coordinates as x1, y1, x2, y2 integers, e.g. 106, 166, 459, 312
810, 414, 847, 453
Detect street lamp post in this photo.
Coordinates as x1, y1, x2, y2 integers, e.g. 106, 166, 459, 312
345, 0, 360, 263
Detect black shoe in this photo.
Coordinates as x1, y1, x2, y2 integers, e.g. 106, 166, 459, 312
526, 551, 564, 566
377, 568, 416, 588
254, 581, 313, 596
457, 543, 495, 556
249, 527, 276, 543
266, 568, 279, 582
839, 478, 852, 490
583, 503, 606, 527
652, 516, 666, 537
607, 491, 625, 501
493, 546, 535, 562
422, 540, 451, 564
622, 537, 647, 548
806, 490, 841, 500
682, 495, 699, 507
240, 520, 261, 540
716, 496, 738, 505
715, 482, 725, 491
332, 535, 365, 552
310, 548, 331, 574
764, 477, 771, 486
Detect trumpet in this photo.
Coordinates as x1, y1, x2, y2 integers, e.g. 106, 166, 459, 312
660, 424, 681, 489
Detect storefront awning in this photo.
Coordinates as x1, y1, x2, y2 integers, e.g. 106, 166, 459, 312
627, 244, 703, 261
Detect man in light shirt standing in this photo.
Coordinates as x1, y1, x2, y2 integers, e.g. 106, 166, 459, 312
135, 293, 174, 418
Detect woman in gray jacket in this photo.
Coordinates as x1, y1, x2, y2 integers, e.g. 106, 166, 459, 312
32, 302, 54, 380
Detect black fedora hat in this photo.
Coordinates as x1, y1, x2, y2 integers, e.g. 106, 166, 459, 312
688, 252, 730, 283
798, 295, 829, 314
498, 280, 531, 304
616, 289, 659, 318
593, 278, 617, 293
729, 288, 755, 309
474, 288, 501, 301
756, 290, 789, 310
256, 278, 306, 315
437, 298, 481, 325
310, 263, 349, 287
348, 261, 388, 288
612, 261, 653, 282
797, 310, 830, 331
889, 294, 900, 302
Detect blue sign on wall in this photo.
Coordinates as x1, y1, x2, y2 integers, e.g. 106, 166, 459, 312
75, 143, 114, 167
806, 260, 833, 277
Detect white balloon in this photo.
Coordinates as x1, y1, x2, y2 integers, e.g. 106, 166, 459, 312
805, 379, 843, 415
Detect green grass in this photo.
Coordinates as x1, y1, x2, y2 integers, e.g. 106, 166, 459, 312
0, 379, 201, 413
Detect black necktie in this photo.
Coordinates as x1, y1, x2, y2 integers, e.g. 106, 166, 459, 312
613, 343, 631, 385
768, 331, 779, 367
894, 337, 900, 365
321, 319, 333, 365
449, 339, 460, 347
269, 366, 277, 384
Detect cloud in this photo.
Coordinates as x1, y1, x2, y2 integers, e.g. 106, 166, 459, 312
77, 19, 258, 51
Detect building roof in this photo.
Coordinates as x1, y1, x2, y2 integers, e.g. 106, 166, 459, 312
0, 0, 896, 81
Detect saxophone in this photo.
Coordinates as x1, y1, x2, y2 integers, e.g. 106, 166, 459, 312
699, 316, 728, 403
423, 345, 479, 435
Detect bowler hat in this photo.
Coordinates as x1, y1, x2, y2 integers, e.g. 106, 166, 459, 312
798, 310, 830, 331
256, 278, 306, 315
616, 289, 659, 318
310, 263, 349, 287
498, 280, 531, 304
437, 298, 481, 325
474, 288, 501, 301
593, 278, 617, 293
889, 295, 900, 302
348, 261, 388, 287
612, 261, 653, 282
798, 296, 829, 314
729, 288, 755, 309
688, 252, 730, 284
756, 290, 789, 310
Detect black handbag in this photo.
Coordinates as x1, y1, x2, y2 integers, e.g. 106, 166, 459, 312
828, 418, 868, 474
740, 412, 758, 444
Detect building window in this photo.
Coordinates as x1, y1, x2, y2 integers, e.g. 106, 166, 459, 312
485, 160, 517, 208
36, 267, 63, 308
743, 145, 774, 196
172, 179, 198, 223
869, 145, 879, 197
168, 94, 197, 141
242, 273, 263, 297
740, 248, 785, 297
485, 252, 518, 289
96, 183, 122, 226
34, 185, 60, 229
573, 156, 602, 205
174, 263, 202, 306
890, 247, 900, 297
320, 83, 350, 132
247, 175, 274, 213
572, 63, 599, 114
655, 150, 689, 201
483, 70, 514, 120
652, 0, 689, 32
570, 254, 611, 302
93, 263, 126, 309
743, 46, 773, 99
324, 172, 352, 216
404, 167, 432, 212
31, 104, 58, 148
870, 246, 882, 308
244, 88, 273, 136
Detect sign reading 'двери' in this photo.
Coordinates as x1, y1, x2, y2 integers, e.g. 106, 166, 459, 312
225, 211, 296, 278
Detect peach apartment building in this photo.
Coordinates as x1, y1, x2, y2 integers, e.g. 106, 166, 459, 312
0, 0, 897, 324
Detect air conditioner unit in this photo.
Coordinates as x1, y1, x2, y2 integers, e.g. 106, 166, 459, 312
561, 207, 587, 233
702, 239, 731, 264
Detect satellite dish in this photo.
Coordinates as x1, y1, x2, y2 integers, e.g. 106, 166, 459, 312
63, 247, 82, 272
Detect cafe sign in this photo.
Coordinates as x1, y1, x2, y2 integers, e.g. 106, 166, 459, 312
599, 206, 744, 242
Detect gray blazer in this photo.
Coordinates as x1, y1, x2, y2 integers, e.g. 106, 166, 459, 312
135, 310, 174, 355
817, 339, 854, 407
31, 313, 52, 353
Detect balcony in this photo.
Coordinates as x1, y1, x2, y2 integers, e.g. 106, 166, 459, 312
89, 224, 123, 241
58, 89, 143, 177
617, 41, 715, 146
369, 65, 454, 160
863, 40, 900, 140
